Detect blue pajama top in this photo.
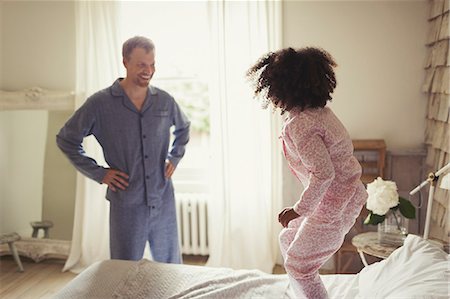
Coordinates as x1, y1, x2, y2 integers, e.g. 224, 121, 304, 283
56, 78, 190, 206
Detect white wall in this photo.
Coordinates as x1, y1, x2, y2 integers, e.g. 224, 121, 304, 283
1, 1, 75, 90
283, 0, 428, 151
0, 111, 47, 236
0, 2, 3, 88
280, 0, 429, 218
280, 0, 428, 270
0, 1, 76, 239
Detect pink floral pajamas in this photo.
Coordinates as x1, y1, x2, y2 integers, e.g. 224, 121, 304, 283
279, 107, 367, 299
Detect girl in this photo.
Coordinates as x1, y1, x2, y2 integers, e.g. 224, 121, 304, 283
246, 47, 367, 298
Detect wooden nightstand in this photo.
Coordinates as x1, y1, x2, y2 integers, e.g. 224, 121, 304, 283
334, 140, 386, 273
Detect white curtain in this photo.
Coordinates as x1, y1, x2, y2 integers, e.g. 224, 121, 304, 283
206, 0, 283, 273
63, 1, 122, 273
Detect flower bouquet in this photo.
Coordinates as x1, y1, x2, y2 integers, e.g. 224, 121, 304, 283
364, 177, 416, 246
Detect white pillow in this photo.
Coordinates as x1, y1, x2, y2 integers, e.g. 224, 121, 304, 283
357, 234, 449, 299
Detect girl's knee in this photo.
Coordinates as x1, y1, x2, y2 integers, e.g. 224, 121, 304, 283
284, 257, 320, 279
279, 227, 296, 245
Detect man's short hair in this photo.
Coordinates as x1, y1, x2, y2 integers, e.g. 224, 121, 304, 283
122, 36, 155, 61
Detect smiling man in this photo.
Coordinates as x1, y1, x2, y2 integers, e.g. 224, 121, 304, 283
57, 36, 190, 263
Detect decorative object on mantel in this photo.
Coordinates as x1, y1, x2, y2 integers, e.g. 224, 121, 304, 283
30, 220, 54, 238
0, 87, 75, 111
0, 232, 24, 272
0, 237, 71, 263
364, 177, 416, 246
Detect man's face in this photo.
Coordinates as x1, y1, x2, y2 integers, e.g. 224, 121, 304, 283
124, 47, 155, 88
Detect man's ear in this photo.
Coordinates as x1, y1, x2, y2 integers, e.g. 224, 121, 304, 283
122, 58, 128, 68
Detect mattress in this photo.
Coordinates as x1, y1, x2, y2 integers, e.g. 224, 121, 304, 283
54, 234, 449, 299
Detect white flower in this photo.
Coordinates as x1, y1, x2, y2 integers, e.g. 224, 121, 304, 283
366, 177, 399, 215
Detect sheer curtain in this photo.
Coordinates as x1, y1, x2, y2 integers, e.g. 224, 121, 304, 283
206, 0, 283, 273
63, 1, 122, 273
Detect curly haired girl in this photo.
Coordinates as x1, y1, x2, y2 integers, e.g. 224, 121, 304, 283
247, 47, 368, 299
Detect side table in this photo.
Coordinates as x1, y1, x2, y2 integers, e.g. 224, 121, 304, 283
30, 220, 54, 238
0, 232, 24, 272
351, 232, 399, 267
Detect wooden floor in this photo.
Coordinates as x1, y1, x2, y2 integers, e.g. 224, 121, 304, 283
0, 254, 287, 299
0, 256, 76, 299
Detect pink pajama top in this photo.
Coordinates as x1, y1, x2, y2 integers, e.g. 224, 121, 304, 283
281, 106, 363, 217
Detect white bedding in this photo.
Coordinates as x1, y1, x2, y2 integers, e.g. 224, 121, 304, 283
54, 235, 449, 299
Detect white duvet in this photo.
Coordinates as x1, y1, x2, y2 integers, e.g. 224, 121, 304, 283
54, 235, 449, 299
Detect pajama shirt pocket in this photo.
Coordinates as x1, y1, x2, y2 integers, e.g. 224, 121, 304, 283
150, 110, 170, 136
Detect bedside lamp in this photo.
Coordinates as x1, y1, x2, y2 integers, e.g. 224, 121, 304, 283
409, 162, 450, 240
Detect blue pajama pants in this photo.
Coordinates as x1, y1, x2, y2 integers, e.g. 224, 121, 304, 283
109, 185, 181, 263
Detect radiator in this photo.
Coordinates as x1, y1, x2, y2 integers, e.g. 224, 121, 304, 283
175, 193, 209, 255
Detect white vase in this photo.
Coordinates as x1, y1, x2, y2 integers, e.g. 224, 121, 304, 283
377, 210, 408, 246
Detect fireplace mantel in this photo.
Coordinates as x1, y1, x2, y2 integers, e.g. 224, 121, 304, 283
0, 87, 75, 111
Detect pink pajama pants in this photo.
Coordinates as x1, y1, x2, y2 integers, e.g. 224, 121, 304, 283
279, 184, 367, 299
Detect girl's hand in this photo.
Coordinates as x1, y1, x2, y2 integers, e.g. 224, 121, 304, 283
278, 207, 300, 228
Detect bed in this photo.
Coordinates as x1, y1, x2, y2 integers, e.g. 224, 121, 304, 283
54, 234, 448, 298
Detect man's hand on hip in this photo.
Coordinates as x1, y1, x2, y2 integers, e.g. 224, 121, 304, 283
165, 160, 176, 178
102, 169, 129, 192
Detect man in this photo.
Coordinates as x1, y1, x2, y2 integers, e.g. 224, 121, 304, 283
57, 36, 190, 263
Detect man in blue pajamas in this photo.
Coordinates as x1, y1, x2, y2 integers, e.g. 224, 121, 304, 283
56, 36, 190, 263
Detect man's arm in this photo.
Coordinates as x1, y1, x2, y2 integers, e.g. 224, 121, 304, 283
56, 99, 107, 184
167, 100, 190, 168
